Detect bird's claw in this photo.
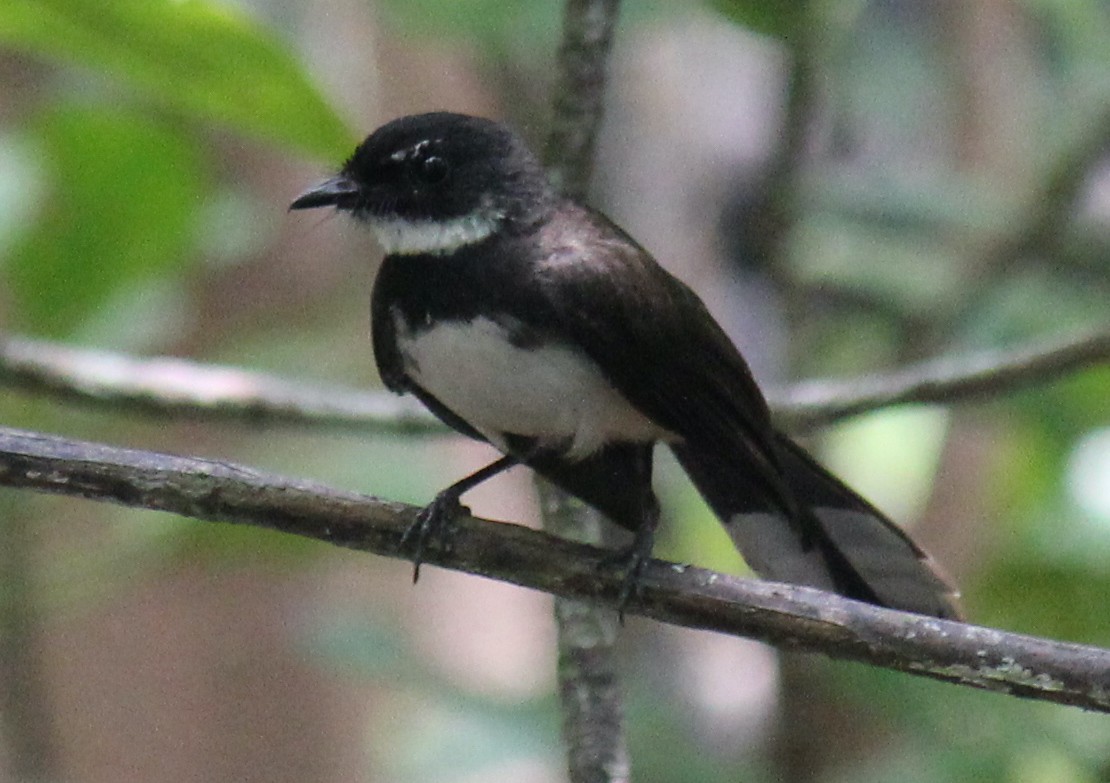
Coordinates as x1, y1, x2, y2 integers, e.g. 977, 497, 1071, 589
601, 528, 655, 622
401, 491, 469, 582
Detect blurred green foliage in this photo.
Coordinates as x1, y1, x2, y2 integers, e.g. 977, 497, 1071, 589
377, 0, 562, 56
0, 0, 354, 160
0, 0, 368, 619
8, 107, 206, 336
0, 0, 1107, 782
706, 0, 806, 40
307, 608, 562, 783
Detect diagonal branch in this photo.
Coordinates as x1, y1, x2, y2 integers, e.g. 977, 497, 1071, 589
776, 327, 1110, 430
1, 425, 1109, 713
2, 328, 1107, 434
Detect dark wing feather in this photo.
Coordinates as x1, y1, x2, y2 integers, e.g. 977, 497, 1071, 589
530, 203, 961, 618
531, 204, 798, 519
370, 260, 408, 394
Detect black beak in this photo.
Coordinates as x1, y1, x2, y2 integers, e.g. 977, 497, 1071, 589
289, 175, 362, 211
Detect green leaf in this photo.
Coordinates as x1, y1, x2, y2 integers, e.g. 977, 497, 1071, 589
376, 0, 561, 55
0, 0, 354, 160
707, 0, 806, 40
7, 106, 206, 337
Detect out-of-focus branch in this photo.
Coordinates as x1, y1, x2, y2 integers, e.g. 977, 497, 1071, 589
0, 335, 439, 434
543, 0, 622, 201
777, 328, 1110, 430
939, 106, 1110, 349
543, 2, 628, 782
983, 105, 1110, 274
3, 328, 1107, 433
1, 425, 1109, 713
0, 502, 61, 782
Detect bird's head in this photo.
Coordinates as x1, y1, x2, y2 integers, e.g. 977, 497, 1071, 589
291, 112, 553, 255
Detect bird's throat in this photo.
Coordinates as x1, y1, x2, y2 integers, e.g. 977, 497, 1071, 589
366, 210, 503, 256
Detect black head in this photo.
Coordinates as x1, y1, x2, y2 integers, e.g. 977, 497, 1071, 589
291, 113, 553, 232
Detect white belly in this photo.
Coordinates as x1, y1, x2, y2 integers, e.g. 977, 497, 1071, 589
396, 315, 674, 459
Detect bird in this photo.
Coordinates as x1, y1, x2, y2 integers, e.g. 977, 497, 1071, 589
290, 111, 961, 620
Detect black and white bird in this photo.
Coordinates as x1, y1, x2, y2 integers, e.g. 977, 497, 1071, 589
290, 112, 961, 619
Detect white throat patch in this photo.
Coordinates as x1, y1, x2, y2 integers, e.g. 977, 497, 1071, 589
366, 210, 502, 256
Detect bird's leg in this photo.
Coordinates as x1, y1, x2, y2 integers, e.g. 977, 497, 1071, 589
603, 503, 660, 620
402, 454, 518, 581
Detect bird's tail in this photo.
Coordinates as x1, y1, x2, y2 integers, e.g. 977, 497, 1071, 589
673, 432, 962, 620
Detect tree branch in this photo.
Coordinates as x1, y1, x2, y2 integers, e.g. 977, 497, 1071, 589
0, 335, 439, 434
774, 327, 1110, 430
1, 425, 1108, 712
543, 0, 622, 200
3, 328, 1107, 434
543, 1, 629, 781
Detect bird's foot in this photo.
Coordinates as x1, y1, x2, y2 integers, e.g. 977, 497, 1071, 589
401, 490, 469, 582
601, 526, 656, 622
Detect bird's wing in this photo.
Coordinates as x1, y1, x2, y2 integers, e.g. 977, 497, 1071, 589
530, 204, 961, 618
530, 204, 797, 517
370, 260, 408, 394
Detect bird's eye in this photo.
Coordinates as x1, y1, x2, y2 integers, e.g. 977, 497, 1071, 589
411, 155, 449, 186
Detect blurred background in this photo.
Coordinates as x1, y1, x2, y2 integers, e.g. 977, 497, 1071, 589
1, 0, 1109, 781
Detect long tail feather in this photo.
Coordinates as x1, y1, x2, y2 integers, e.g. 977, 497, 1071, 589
673, 433, 962, 620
